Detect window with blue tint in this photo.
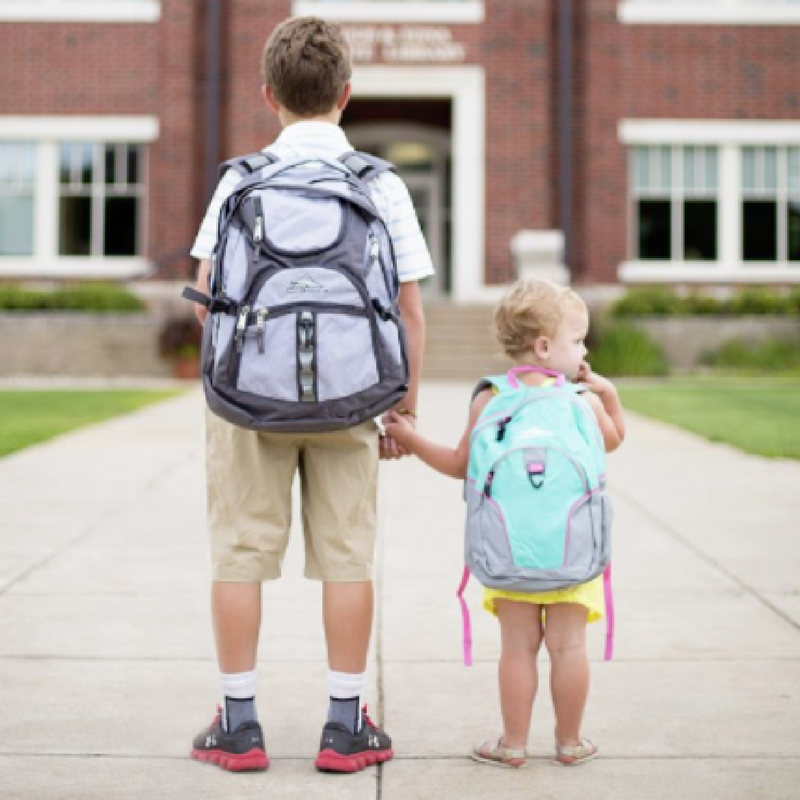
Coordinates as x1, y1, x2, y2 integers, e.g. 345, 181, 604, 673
0, 142, 36, 256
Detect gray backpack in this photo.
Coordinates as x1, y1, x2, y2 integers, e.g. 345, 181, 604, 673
183, 151, 409, 432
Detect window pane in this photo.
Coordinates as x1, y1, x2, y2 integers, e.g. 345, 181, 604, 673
105, 145, 116, 185
789, 148, 800, 193
704, 146, 717, 191
80, 143, 94, 185
59, 196, 92, 256
127, 146, 140, 185
633, 147, 649, 192
59, 144, 73, 184
657, 146, 672, 192
742, 147, 756, 192
789, 200, 800, 262
637, 200, 671, 260
763, 147, 778, 191
104, 197, 138, 256
1, 142, 36, 187
0, 196, 34, 255
683, 147, 696, 192
743, 201, 777, 261
683, 200, 717, 261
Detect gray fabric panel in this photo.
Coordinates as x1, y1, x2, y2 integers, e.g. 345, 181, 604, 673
255, 267, 362, 308
317, 314, 378, 401
221, 228, 247, 301
213, 314, 236, 375
236, 314, 298, 401
376, 317, 402, 375
260, 190, 342, 252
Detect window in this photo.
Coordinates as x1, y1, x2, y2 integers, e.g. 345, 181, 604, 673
742, 146, 800, 262
0, 143, 36, 256
0, 1, 161, 23
58, 142, 143, 258
619, 0, 800, 25
631, 145, 718, 261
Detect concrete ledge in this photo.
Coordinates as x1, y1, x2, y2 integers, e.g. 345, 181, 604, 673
0, 313, 172, 378
624, 316, 800, 369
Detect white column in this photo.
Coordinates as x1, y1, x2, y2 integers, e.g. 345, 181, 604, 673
719, 143, 740, 269
37, 141, 58, 262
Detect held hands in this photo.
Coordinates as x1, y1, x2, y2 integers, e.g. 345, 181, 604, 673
380, 410, 416, 460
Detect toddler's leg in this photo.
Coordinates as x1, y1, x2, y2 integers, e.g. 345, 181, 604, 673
544, 603, 590, 748
495, 599, 544, 749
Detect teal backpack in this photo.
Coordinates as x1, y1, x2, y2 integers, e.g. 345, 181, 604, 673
457, 366, 615, 664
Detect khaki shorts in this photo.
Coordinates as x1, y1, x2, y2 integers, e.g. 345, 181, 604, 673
205, 409, 379, 583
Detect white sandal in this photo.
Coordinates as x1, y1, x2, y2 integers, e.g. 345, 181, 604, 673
471, 736, 527, 769
553, 737, 598, 766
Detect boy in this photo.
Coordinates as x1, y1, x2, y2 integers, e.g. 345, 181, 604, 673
188, 17, 432, 773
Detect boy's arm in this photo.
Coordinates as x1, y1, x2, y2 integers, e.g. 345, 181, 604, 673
193, 260, 211, 325
397, 280, 425, 415
384, 389, 493, 479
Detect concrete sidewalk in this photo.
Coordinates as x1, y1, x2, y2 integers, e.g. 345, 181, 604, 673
1, 383, 799, 799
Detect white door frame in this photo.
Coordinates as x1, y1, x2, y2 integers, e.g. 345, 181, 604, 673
351, 66, 486, 303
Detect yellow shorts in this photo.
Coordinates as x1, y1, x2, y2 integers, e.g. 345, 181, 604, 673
205, 409, 379, 583
483, 574, 605, 623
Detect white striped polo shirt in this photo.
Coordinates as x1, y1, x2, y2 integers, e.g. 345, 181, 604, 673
190, 121, 435, 283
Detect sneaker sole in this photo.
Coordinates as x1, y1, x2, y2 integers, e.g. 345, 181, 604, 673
191, 747, 269, 772
315, 748, 394, 773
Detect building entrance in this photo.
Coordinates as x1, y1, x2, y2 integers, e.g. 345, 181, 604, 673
343, 99, 451, 298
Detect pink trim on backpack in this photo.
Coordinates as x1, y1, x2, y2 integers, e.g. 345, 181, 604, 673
507, 365, 566, 388
603, 563, 614, 661
457, 566, 473, 667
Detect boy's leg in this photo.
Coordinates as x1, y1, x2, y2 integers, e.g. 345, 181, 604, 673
299, 422, 392, 772
544, 603, 590, 748
495, 599, 544, 750
192, 413, 297, 772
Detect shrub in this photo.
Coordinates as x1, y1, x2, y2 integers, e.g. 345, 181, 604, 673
611, 287, 800, 317
0, 283, 145, 312
703, 338, 800, 373
588, 323, 669, 377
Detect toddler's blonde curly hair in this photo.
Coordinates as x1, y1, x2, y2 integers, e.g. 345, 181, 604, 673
493, 280, 587, 361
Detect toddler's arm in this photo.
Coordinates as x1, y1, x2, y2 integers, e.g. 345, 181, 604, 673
577, 362, 626, 452
383, 389, 494, 479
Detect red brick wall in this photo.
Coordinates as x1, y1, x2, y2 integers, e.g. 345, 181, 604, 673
3, 0, 798, 285
577, 0, 800, 283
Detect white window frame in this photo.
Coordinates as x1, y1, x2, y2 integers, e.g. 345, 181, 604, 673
619, 120, 800, 284
619, 1, 800, 26
0, 1, 160, 23
292, 2, 484, 24
0, 116, 158, 279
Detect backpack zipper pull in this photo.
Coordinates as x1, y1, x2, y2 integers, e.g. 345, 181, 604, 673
235, 304, 250, 353
255, 308, 268, 354
496, 416, 512, 442
369, 234, 380, 262
253, 196, 265, 243
483, 471, 495, 497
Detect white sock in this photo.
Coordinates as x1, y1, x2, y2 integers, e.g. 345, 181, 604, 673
327, 670, 366, 734
220, 669, 258, 732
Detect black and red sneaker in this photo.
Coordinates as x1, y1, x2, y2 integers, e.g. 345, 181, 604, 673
314, 705, 393, 773
191, 707, 269, 772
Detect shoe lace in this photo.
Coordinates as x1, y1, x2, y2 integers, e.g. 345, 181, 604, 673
361, 704, 379, 731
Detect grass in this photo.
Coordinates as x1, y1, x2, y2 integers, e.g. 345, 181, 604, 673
0, 390, 181, 458
619, 377, 800, 460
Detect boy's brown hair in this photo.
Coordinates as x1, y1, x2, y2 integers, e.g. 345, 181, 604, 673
493, 279, 588, 360
262, 17, 352, 117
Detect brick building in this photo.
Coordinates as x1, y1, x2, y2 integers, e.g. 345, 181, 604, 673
0, 0, 798, 302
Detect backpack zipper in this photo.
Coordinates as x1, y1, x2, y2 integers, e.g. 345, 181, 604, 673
483, 443, 590, 498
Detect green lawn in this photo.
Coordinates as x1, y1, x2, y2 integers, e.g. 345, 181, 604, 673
619, 378, 800, 460
0, 390, 181, 458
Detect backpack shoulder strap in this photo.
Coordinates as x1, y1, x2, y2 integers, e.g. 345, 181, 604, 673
218, 150, 279, 182
470, 374, 511, 404
338, 151, 396, 183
